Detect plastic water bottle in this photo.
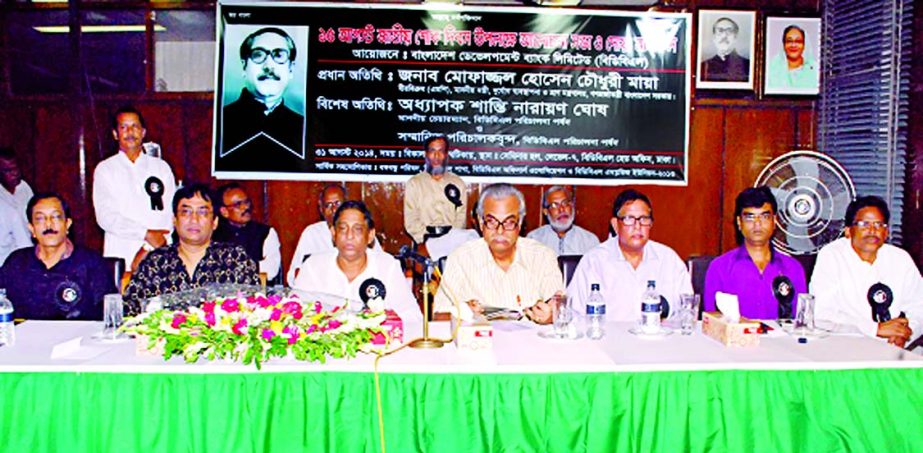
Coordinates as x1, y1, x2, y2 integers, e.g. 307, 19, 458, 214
585, 283, 606, 340
640, 280, 661, 334
0, 288, 15, 346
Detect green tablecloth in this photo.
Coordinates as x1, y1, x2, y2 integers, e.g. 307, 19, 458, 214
1, 367, 921, 452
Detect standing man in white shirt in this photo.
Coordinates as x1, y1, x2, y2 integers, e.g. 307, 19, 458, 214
567, 189, 692, 321
93, 106, 176, 270
403, 135, 468, 245
527, 185, 600, 256
812, 196, 922, 348
0, 147, 34, 225
287, 183, 380, 285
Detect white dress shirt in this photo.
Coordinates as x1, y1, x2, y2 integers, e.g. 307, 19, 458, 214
261, 227, 282, 280
527, 224, 600, 256
0, 201, 31, 266
291, 250, 421, 322
812, 237, 923, 341
92, 151, 176, 266
567, 237, 692, 322
286, 220, 381, 285
0, 180, 33, 224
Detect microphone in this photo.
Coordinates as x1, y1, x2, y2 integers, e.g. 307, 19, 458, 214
867, 282, 893, 322
772, 275, 795, 319
399, 245, 432, 266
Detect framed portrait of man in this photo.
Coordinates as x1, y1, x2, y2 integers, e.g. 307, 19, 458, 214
696, 10, 756, 90
215, 24, 309, 175
764, 17, 822, 95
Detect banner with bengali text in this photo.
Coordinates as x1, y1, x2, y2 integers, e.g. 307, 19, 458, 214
212, 1, 691, 186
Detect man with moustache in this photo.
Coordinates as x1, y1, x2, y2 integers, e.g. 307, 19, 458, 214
124, 184, 259, 315
434, 183, 563, 324
568, 189, 692, 321
93, 106, 176, 271
527, 185, 599, 256
287, 184, 381, 285
704, 187, 807, 320
219, 27, 306, 172
403, 135, 468, 245
0, 193, 115, 320
812, 196, 922, 348
213, 183, 281, 282
700, 17, 751, 82
291, 201, 421, 321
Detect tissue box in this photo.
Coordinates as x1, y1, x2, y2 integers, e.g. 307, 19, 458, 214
701, 311, 761, 347
450, 316, 493, 351
371, 310, 403, 345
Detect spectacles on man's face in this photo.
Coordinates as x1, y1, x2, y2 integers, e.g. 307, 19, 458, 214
854, 220, 888, 230
618, 215, 653, 227
322, 200, 342, 211
714, 26, 738, 36
226, 199, 251, 210
740, 212, 773, 224
547, 199, 573, 210
482, 215, 520, 232
178, 206, 213, 219
249, 47, 291, 65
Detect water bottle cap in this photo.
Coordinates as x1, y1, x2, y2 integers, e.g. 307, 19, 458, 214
647, 280, 656, 287
591, 283, 600, 291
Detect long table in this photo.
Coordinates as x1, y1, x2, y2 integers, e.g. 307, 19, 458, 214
1, 320, 921, 452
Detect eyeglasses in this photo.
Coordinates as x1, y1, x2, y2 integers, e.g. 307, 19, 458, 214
177, 207, 213, 219
741, 212, 773, 224
854, 220, 888, 230
226, 199, 251, 210
546, 200, 573, 210
334, 223, 369, 237
618, 215, 653, 227
32, 213, 66, 224
322, 200, 342, 210
714, 26, 738, 35
482, 215, 520, 231
249, 47, 291, 65
784, 38, 805, 45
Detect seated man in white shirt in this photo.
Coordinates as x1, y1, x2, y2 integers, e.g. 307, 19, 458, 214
567, 189, 692, 321
287, 184, 380, 285
527, 185, 600, 256
434, 183, 563, 324
812, 196, 922, 348
291, 200, 421, 322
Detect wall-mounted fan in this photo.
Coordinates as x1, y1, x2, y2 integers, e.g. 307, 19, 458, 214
754, 150, 856, 256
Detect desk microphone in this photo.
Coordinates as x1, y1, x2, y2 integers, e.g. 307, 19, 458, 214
398, 245, 432, 266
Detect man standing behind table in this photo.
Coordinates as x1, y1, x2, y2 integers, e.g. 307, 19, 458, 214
0, 193, 115, 320
704, 187, 807, 320
812, 196, 922, 348
0, 147, 35, 224
403, 135, 468, 245
93, 106, 176, 270
527, 185, 599, 256
567, 189, 691, 321
434, 183, 562, 324
124, 184, 258, 315
287, 183, 381, 285
213, 183, 281, 282
292, 201, 421, 322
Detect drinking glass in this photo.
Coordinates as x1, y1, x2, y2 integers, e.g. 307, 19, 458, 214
93, 293, 126, 340
552, 295, 574, 339
679, 293, 701, 335
795, 294, 816, 331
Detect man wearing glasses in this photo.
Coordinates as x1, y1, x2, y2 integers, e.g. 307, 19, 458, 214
812, 196, 922, 348
567, 189, 691, 321
700, 17, 751, 83
527, 185, 599, 256
434, 183, 563, 323
219, 27, 306, 172
704, 186, 807, 319
287, 184, 381, 285
124, 184, 259, 315
213, 183, 281, 283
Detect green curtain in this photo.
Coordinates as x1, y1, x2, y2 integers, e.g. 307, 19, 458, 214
1, 368, 921, 452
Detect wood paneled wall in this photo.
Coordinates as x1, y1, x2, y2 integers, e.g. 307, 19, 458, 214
0, 97, 814, 275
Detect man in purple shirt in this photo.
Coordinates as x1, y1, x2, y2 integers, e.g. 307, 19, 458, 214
704, 187, 807, 319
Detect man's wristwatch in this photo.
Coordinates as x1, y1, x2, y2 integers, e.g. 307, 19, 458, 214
141, 241, 156, 252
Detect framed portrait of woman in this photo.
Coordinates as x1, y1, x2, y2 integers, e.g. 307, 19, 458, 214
764, 17, 822, 95
696, 10, 756, 90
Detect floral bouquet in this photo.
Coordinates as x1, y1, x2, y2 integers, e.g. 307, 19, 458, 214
121, 292, 387, 369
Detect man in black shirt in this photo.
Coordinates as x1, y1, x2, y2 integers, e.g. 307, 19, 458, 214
124, 184, 259, 314
0, 193, 115, 320
213, 182, 281, 282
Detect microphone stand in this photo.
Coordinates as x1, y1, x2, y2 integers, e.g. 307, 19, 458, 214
406, 251, 447, 349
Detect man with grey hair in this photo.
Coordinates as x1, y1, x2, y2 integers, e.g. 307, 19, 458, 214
434, 183, 563, 324
527, 185, 600, 256
700, 17, 750, 82
403, 135, 468, 244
